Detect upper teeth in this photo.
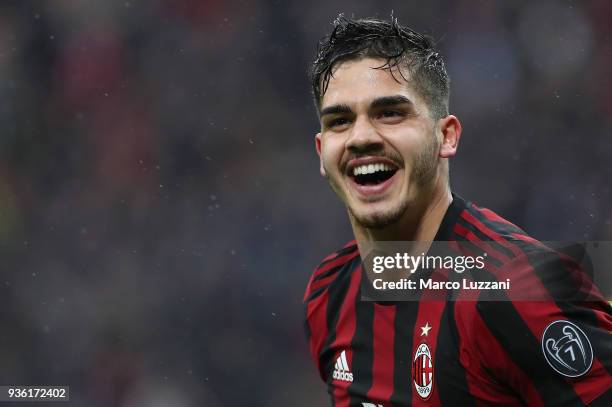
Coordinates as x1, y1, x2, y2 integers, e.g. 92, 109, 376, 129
353, 163, 394, 176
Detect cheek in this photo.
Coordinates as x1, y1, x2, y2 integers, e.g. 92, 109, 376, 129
321, 138, 344, 168
395, 129, 436, 159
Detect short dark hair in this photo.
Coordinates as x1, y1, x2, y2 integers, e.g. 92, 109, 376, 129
310, 15, 449, 119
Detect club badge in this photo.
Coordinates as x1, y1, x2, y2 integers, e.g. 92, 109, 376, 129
413, 343, 434, 399
541, 320, 593, 378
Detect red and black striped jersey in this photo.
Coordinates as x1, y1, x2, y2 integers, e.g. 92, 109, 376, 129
303, 195, 612, 406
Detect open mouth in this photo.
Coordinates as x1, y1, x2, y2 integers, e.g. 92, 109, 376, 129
350, 163, 398, 186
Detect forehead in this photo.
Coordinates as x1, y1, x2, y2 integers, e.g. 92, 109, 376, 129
321, 57, 424, 110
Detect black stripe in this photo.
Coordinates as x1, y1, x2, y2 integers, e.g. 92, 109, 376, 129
527, 248, 593, 301
313, 263, 345, 283
304, 303, 312, 344
306, 285, 329, 303
554, 243, 594, 280
456, 216, 516, 260
436, 301, 477, 407
389, 301, 420, 405
320, 257, 360, 402
477, 295, 583, 405
348, 283, 375, 406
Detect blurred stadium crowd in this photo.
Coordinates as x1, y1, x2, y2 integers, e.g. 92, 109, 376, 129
0, 0, 611, 406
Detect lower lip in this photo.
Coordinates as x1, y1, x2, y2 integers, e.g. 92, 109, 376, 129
348, 171, 398, 198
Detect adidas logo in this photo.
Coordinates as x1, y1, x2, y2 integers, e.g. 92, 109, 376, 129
333, 350, 354, 382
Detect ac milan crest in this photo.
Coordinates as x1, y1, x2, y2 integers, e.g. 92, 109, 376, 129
413, 342, 434, 399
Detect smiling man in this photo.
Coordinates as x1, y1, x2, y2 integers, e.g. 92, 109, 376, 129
317, 61, 457, 242
303, 16, 612, 406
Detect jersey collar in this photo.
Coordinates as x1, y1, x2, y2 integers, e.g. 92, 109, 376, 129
432, 193, 466, 241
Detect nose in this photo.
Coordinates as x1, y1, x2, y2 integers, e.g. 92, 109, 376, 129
345, 116, 383, 153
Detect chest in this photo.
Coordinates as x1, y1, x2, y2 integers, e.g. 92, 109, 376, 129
321, 300, 462, 405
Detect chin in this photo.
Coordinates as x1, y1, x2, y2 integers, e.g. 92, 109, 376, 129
349, 203, 406, 230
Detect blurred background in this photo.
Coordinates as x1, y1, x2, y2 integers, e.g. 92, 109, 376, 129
0, 0, 611, 405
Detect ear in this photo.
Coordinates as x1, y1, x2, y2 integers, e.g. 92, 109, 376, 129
315, 132, 326, 177
438, 115, 462, 158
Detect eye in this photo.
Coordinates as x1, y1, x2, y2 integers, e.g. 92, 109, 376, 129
326, 117, 351, 130
377, 109, 406, 123
380, 110, 402, 118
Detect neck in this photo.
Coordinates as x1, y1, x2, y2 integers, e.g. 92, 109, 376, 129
350, 182, 452, 257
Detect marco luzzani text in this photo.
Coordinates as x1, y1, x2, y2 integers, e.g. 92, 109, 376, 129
370, 253, 511, 291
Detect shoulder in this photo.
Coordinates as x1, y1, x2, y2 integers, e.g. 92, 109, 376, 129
453, 199, 566, 268
456, 199, 530, 243
451, 203, 612, 403
303, 240, 360, 304
455, 200, 604, 301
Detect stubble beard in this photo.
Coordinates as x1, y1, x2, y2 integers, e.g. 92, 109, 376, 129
330, 134, 441, 230
348, 198, 409, 229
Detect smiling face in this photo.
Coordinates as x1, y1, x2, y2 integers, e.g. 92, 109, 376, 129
315, 58, 459, 230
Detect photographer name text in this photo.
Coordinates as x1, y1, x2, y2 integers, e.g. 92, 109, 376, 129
372, 278, 511, 291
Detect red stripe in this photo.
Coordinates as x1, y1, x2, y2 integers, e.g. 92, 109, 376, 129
331, 265, 362, 407
366, 303, 397, 402
343, 239, 357, 248
412, 281, 446, 406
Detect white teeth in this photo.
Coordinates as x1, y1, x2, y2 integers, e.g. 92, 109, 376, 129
352, 163, 395, 177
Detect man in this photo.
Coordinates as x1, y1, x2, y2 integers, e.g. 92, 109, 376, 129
303, 16, 612, 406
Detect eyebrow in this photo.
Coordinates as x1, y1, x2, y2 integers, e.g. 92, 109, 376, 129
319, 103, 352, 117
370, 95, 413, 109
319, 95, 414, 117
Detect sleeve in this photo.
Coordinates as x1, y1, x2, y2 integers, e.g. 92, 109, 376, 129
472, 248, 612, 406
303, 241, 358, 381
303, 258, 337, 382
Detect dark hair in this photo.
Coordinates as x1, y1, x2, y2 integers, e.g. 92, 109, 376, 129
310, 15, 449, 119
